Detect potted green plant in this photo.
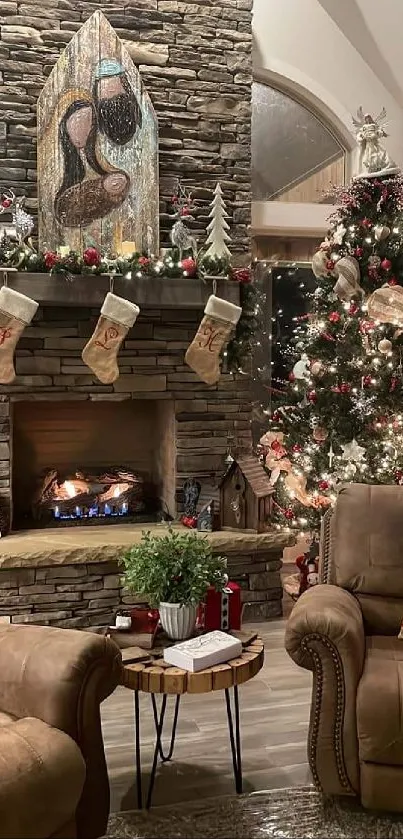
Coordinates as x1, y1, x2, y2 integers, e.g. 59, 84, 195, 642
121, 529, 227, 640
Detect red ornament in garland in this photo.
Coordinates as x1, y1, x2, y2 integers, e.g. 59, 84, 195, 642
361, 218, 372, 228
388, 276, 398, 286
354, 247, 364, 258
44, 251, 59, 270
340, 382, 351, 394
308, 390, 317, 403
363, 375, 372, 387
292, 443, 303, 453
181, 257, 197, 277
349, 302, 359, 316
381, 258, 392, 272
284, 508, 294, 521
1, 197, 12, 209
138, 256, 151, 268
318, 480, 330, 491
395, 470, 403, 485
232, 267, 252, 284
83, 247, 101, 267
328, 311, 341, 324
288, 372, 296, 382
326, 259, 335, 271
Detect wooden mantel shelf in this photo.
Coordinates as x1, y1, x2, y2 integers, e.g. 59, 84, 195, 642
2, 273, 240, 309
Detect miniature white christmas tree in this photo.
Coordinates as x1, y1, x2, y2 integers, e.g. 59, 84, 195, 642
204, 183, 231, 260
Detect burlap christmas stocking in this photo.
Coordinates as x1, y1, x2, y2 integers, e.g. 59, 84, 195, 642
0, 286, 38, 384
82, 292, 140, 384
185, 294, 242, 385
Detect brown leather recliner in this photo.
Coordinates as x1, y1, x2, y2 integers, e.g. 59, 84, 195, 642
0, 623, 121, 838
286, 483, 403, 812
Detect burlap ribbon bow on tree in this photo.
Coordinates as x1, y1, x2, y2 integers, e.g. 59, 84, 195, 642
260, 432, 330, 508
333, 256, 364, 301
367, 284, 403, 325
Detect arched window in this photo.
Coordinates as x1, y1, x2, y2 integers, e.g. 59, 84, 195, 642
252, 82, 346, 203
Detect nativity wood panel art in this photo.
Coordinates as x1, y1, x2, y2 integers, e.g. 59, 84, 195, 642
37, 10, 159, 256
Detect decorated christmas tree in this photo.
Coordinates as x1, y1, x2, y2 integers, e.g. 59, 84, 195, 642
261, 110, 403, 534
204, 182, 232, 260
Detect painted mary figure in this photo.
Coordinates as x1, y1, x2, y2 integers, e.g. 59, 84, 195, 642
93, 58, 142, 146
37, 10, 159, 256
52, 92, 129, 229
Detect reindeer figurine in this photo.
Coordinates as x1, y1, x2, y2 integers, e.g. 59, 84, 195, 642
0, 188, 34, 245
170, 181, 197, 260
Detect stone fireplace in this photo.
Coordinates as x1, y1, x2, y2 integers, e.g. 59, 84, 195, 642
0, 0, 292, 630
0, 277, 292, 629
0, 276, 250, 535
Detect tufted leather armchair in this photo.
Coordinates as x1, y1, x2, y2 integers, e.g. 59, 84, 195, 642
0, 623, 121, 838
286, 483, 403, 812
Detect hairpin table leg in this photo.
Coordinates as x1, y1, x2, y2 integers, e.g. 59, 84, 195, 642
134, 690, 142, 809
151, 693, 180, 762
225, 685, 243, 794
146, 694, 181, 809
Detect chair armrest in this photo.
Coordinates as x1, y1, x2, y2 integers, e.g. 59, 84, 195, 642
0, 624, 122, 839
0, 718, 85, 839
285, 584, 365, 797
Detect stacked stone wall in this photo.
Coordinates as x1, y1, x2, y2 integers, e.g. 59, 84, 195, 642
0, 0, 252, 250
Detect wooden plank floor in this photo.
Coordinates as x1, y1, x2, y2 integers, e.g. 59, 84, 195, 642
101, 610, 313, 813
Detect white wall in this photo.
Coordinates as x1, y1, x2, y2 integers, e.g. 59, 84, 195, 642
252, 201, 329, 237
253, 0, 403, 173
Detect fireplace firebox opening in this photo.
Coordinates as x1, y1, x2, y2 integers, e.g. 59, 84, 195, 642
11, 400, 176, 530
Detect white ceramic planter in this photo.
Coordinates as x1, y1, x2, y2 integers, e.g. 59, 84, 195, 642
159, 602, 197, 640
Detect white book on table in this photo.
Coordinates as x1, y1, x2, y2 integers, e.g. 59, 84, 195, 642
163, 630, 242, 672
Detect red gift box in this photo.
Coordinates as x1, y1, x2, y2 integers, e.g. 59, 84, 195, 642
199, 582, 242, 632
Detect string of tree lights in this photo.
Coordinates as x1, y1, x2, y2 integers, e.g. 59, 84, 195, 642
259, 174, 403, 535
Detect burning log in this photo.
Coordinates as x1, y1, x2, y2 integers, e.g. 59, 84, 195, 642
33, 467, 144, 523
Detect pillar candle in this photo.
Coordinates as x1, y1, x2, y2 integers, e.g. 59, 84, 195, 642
120, 241, 137, 256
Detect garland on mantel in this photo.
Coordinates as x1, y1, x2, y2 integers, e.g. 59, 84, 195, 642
0, 239, 257, 374
0, 237, 234, 279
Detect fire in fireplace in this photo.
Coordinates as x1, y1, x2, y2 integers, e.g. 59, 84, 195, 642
11, 399, 176, 530
35, 468, 143, 525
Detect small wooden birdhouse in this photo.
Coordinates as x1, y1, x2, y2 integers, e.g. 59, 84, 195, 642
219, 455, 273, 533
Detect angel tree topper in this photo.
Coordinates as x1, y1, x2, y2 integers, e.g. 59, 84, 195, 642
353, 107, 399, 179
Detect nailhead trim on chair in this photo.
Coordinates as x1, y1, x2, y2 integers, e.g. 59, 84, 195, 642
301, 633, 355, 794
320, 509, 333, 585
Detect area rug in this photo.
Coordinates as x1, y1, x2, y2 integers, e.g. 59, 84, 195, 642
107, 786, 403, 838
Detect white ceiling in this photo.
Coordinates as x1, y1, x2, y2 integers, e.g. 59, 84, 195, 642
317, 0, 403, 110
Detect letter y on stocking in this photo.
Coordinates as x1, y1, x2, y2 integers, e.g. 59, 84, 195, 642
0, 286, 39, 384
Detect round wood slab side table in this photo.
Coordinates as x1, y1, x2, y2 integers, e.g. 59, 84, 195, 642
120, 637, 264, 809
